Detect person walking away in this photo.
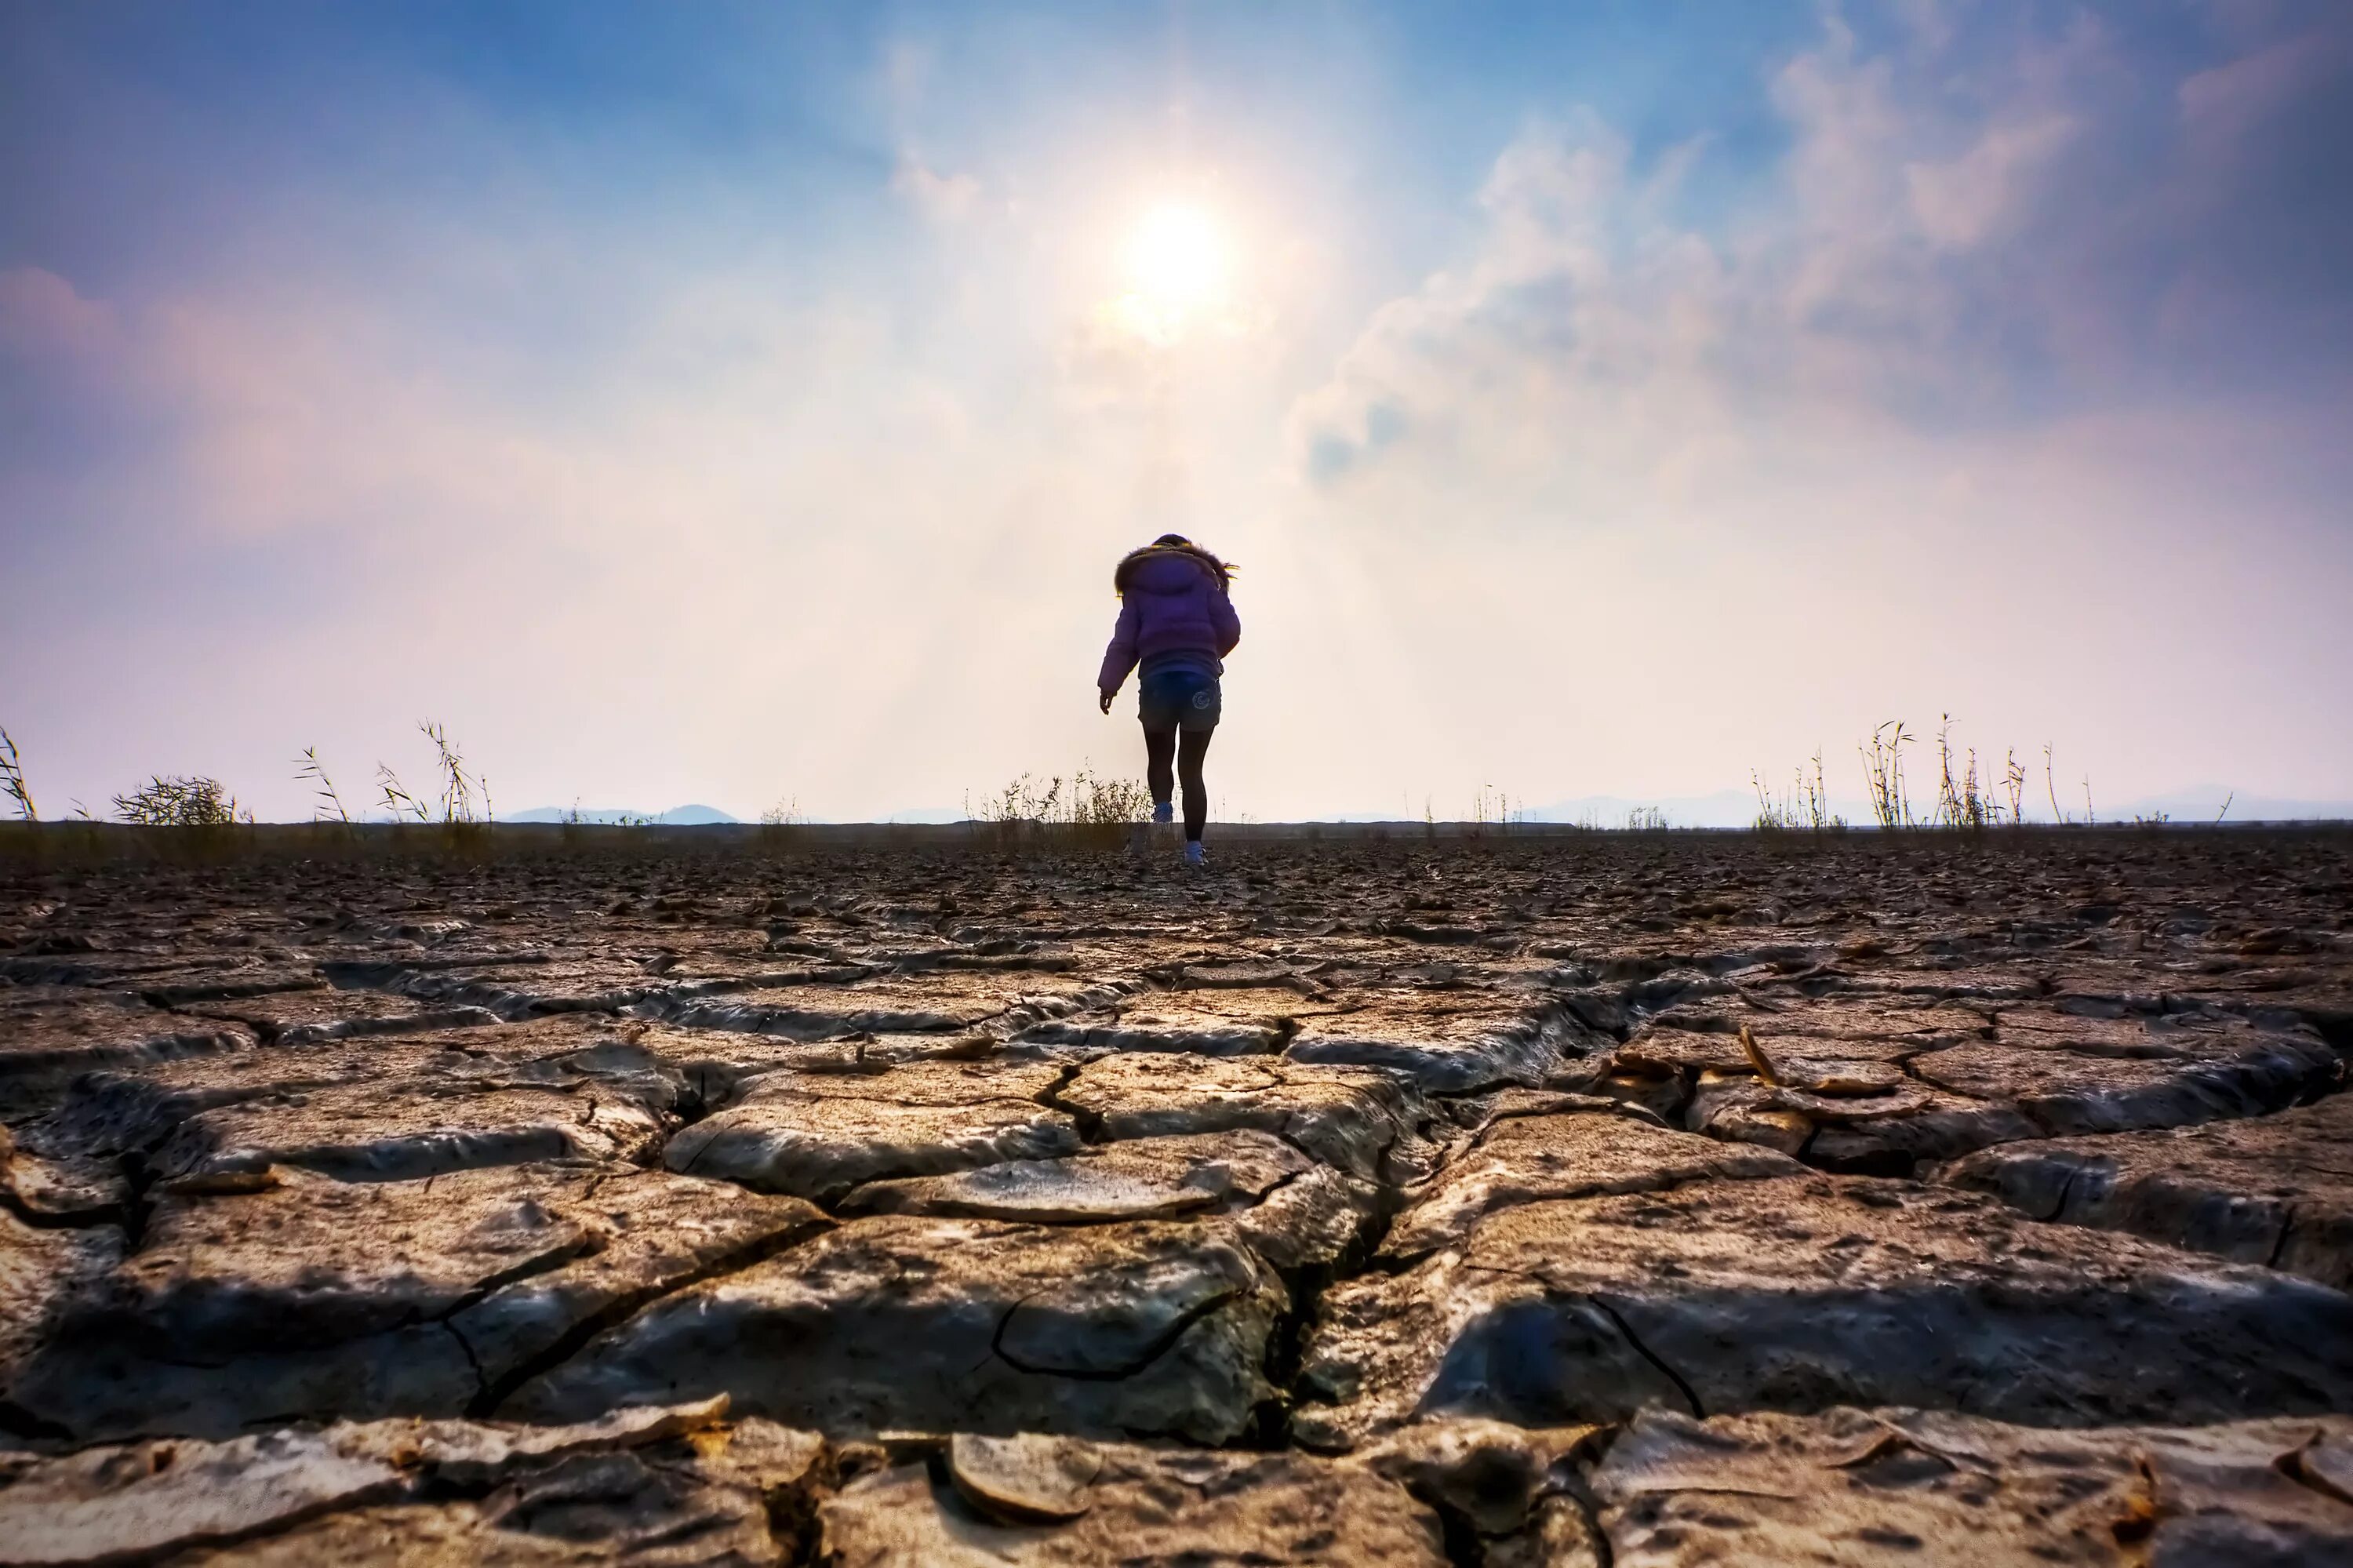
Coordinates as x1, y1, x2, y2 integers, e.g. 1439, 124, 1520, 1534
1096, 533, 1239, 867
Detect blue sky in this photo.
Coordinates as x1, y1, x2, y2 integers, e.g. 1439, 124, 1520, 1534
4, 1, 2349, 820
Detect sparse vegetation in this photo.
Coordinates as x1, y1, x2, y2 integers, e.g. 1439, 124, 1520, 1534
1860, 722, 1915, 829
2039, 744, 2096, 826
1754, 753, 1842, 831
0, 727, 33, 821
376, 762, 431, 824
1760, 720, 2109, 833
297, 747, 352, 830
424, 721, 489, 826
758, 796, 805, 853
969, 768, 1151, 851
377, 721, 489, 842
1930, 715, 1997, 831
112, 775, 249, 828
1467, 784, 1525, 839
0, 708, 2278, 871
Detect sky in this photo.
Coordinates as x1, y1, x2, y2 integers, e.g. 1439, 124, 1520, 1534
3, 0, 2350, 824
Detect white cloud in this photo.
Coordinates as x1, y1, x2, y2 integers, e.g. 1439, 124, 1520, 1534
1289, 6, 2352, 497
890, 154, 983, 222
1266, 6, 2353, 807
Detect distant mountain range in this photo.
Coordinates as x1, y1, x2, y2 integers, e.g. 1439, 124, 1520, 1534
500, 804, 740, 825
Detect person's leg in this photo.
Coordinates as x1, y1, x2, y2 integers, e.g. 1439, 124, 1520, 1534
1177, 727, 1213, 843
1144, 726, 1177, 819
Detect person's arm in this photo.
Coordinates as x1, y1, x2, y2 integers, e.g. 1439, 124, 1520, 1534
1097, 595, 1142, 702
1211, 586, 1241, 657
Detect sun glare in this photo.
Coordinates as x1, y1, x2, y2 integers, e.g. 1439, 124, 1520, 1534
1124, 201, 1231, 318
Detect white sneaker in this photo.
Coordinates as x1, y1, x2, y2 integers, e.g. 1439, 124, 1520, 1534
1183, 840, 1207, 868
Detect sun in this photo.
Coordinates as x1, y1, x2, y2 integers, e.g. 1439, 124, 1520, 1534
1097, 198, 1241, 347
1124, 201, 1231, 316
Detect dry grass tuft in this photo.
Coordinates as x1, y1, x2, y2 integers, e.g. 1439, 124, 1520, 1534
297, 746, 352, 831
1760, 719, 2107, 833
0, 727, 33, 822
376, 721, 489, 844
969, 768, 1151, 852
758, 796, 805, 853
1860, 722, 1916, 829
1754, 752, 1842, 831
111, 776, 250, 829
1467, 785, 1527, 839
112, 776, 243, 826
1931, 715, 1996, 831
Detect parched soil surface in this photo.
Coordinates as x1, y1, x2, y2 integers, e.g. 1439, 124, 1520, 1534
4, 828, 2352, 1564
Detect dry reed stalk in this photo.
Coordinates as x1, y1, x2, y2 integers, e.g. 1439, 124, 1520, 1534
297, 747, 351, 825
1803, 751, 1834, 830
0, 728, 33, 821
377, 762, 431, 824
1860, 721, 1914, 828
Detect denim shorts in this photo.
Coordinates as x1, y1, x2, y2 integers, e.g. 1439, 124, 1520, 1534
1138, 668, 1221, 733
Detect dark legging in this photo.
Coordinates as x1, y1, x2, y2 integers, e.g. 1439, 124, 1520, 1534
1144, 726, 1213, 842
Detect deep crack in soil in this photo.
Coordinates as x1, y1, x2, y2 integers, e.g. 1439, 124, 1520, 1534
5, 828, 2353, 1562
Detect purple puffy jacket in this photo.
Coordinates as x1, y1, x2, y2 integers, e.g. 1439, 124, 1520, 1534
1096, 545, 1242, 692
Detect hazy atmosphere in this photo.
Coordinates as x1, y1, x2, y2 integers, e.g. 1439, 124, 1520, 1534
5, 0, 2350, 823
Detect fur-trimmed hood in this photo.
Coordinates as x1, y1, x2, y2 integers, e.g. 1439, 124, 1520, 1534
1097, 541, 1242, 692
1114, 543, 1233, 595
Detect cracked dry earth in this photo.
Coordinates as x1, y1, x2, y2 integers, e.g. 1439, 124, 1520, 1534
4, 830, 2353, 1566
